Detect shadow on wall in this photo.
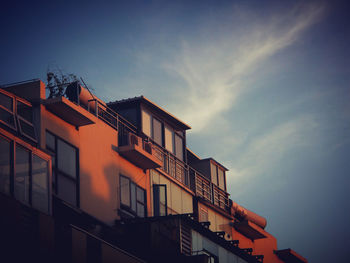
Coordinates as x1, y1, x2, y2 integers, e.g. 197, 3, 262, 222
80, 163, 120, 225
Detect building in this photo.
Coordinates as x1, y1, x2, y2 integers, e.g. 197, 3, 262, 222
0, 79, 307, 263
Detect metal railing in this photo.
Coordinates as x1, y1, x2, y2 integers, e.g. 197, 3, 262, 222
86, 98, 230, 212
151, 142, 230, 212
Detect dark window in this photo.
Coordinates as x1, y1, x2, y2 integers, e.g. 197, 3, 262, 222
57, 139, 77, 179
0, 92, 16, 129
0, 107, 16, 129
0, 134, 50, 213
130, 182, 136, 211
120, 175, 146, 217
152, 118, 162, 146
46, 131, 78, 206
136, 186, 145, 217
32, 155, 49, 213
165, 126, 174, 153
18, 118, 36, 140
120, 176, 130, 207
0, 92, 13, 111
0, 136, 11, 195
14, 145, 30, 204
17, 101, 33, 123
0, 91, 36, 141
218, 168, 225, 190
174, 134, 183, 161
210, 163, 218, 186
142, 110, 151, 137
153, 184, 167, 216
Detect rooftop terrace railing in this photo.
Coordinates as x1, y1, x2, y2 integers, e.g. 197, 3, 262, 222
86, 98, 230, 212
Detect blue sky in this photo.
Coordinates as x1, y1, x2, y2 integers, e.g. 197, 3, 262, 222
1, 1, 349, 262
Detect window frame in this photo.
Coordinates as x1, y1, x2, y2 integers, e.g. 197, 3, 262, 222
119, 174, 147, 218
153, 184, 167, 217
16, 97, 37, 142
0, 90, 17, 131
45, 130, 79, 207
0, 89, 37, 142
0, 129, 51, 214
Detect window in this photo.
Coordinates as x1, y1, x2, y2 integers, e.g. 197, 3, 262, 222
120, 175, 146, 217
32, 155, 49, 212
210, 163, 226, 191
217, 168, 225, 190
46, 131, 78, 206
152, 117, 162, 146
0, 91, 16, 130
17, 100, 36, 141
0, 136, 10, 195
0, 134, 50, 213
164, 126, 174, 153
174, 134, 183, 161
14, 145, 30, 204
0, 90, 36, 141
120, 176, 130, 206
142, 110, 151, 137
153, 184, 167, 216
210, 163, 218, 186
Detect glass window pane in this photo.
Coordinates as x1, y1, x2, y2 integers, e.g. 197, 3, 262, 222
175, 134, 183, 161
159, 186, 166, 204
57, 173, 76, 205
0, 136, 11, 195
211, 163, 218, 186
17, 101, 33, 123
19, 119, 36, 140
46, 132, 55, 151
137, 203, 145, 217
120, 176, 130, 206
142, 110, 151, 137
57, 139, 76, 178
164, 126, 173, 153
0, 92, 13, 111
152, 118, 162, 145
136, 186, 144, 203
15, 145, 30, 203
218, 168, 225, 190
32, 155, 49, 213
0, 107, 16, 128
130, 182, 136, 212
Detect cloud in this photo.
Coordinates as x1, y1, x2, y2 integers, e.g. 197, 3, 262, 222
165, 2, 325, 132
226, 114, 318, 196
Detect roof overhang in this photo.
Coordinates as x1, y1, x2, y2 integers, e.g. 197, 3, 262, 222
108, 96, 191, 130
44, 96, 95, 127
275, 249, 308, 263
233, 220, 267, 240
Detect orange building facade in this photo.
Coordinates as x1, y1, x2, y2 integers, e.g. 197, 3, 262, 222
0, 79, 307, 263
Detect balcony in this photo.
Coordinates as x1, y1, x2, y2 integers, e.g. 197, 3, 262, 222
151, 142, 230, 212
44, 96, 95, 127
63, 94, 230, 212
118, 133, 162, 170
233, 220, 267, 240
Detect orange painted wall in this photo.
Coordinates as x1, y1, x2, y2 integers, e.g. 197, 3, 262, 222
231, 224, 284, 263
40, 99, 148, 225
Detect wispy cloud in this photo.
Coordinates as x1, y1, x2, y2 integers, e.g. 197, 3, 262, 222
165, 2, 325, 132
230, 115, 318, 177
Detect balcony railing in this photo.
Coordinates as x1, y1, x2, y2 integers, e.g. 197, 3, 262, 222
151, 142, 230, 212
86, 98, 230, 212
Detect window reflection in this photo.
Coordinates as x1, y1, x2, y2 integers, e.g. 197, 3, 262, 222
0, 136, 10, 195
15, 145, 30, 204
32, 155, 49, 213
